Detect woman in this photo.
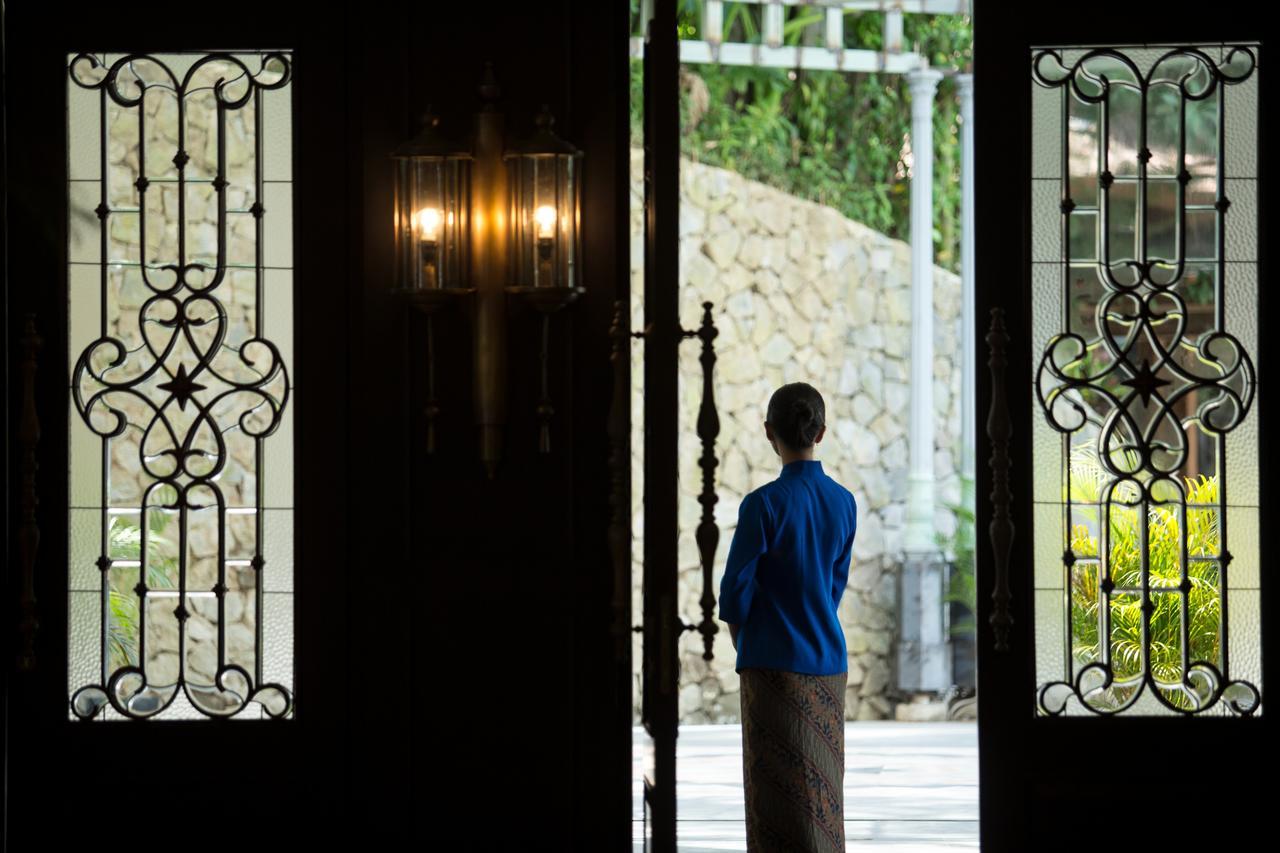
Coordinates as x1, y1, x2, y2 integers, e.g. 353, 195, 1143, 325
718, 381, 858, 853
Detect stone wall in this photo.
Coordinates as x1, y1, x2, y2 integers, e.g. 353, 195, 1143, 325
629, 149, 964, 724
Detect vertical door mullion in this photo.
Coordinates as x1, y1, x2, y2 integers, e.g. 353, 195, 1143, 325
641, 0, 679, 850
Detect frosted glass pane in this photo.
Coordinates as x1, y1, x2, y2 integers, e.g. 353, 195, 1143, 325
1228, 506, 1259, 590
1033, 589, 1066, 707
69, 509, 101, 591
67, 263, 101, 385
67, 50, 295, 720
69, 399, 100, 508
1223, 70, 1258, 178
1033, 503, 1064, 590
1227, 589, 1262, 716
68, 181, 103, 265
263, 181, 293, 268
262, 593, 294, 704
264, 267, 294, 383
1222, 177, 1256, 262
1030, 179, 1060, 262
68, 85, 101, 181
1031, 396, 1062, 504
1029, 262, 1061, 385
1222, 261, 1258, 374
1031, 84, 1060, 179
262, 87, 292, 182
67, 592, 102, 719
1223, 269, 1259, 511
263, 510, 294, 592
264, 388, 295, 509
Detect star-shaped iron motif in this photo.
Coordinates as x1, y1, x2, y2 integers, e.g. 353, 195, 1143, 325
157, 363, 207, 411
1120, 358, 1171, 407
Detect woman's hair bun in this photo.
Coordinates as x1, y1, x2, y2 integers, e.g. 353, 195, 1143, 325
767, 382, 827, 450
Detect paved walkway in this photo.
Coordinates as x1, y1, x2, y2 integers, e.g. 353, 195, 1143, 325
633, 722, 978, 852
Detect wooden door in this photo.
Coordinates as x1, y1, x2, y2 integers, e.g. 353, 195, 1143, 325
2, 4, 352, 841
974, 2, 1278, 849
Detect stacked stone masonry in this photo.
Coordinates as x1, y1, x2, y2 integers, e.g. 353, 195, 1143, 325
629, 149, 963, 723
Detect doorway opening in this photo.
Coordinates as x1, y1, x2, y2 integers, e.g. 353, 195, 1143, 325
630, 2, 978, 849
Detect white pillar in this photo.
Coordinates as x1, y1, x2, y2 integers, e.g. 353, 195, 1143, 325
957, 72, 976, 547
904, 65, 943, 555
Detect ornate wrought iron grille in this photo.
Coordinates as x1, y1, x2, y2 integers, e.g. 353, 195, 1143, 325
66, 52, 294, 720
1030, 45, 1261, 715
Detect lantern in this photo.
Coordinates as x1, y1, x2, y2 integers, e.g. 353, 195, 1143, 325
391, 109, 472, 295
504, 104, 583, 298
390, 67, 588, 474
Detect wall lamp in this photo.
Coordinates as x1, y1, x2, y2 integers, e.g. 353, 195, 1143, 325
391, 62, 584, 479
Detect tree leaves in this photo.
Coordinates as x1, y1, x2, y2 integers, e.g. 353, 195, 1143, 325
633, 6, 972, 272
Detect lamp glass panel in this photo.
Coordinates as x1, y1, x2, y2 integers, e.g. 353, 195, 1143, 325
396, 156, 469, 290
509, 154, 579, 289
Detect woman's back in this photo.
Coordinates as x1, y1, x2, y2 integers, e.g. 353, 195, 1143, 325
718, 458, 857, 675
723, 381, 854, 853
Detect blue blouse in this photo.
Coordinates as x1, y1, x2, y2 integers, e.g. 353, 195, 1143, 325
717, 459, 857, 675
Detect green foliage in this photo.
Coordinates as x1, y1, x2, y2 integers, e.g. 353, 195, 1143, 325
632, 2, 972, 274
106, 487, 180, 673
936, 496, 976, 639
1066, 442, 1222, 710
1181, 265, 1216, 306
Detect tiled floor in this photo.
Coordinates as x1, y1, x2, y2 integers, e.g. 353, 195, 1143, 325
633, 722, 979, 851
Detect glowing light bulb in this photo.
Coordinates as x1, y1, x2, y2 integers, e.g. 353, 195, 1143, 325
534, 205, 557, 240
415, 207, 442, 242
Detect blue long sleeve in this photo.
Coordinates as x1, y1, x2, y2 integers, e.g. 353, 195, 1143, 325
832, 495, 857, 605
718, 490, 770, 624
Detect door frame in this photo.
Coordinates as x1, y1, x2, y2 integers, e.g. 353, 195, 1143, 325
639, 0, 681, 851
973, 3, 1278, 850
2, 5, 354, 841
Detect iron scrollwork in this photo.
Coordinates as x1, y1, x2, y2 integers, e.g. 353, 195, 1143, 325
680, 303, 721, 661
67, 52, 293, 720
1031, 46, 1259, 715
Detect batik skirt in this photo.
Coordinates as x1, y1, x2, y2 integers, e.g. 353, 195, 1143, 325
739, 667, 848, 853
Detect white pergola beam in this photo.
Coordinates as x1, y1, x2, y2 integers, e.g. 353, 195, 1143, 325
763, 2, 785, 49
825, 7, 844, 51
630, 38, 926, 73
739, 0, 966, 11
704, 1, 724, 47
883, 7, 904, 53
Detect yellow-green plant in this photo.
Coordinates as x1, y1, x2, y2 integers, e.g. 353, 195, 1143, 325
106, 494, 179, 673
1066, 442, 1222, 710
936, 500, 976, 640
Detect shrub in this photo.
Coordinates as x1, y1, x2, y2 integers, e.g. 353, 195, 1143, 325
106, 489, 180, 673
1065, 442, 1222, 710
